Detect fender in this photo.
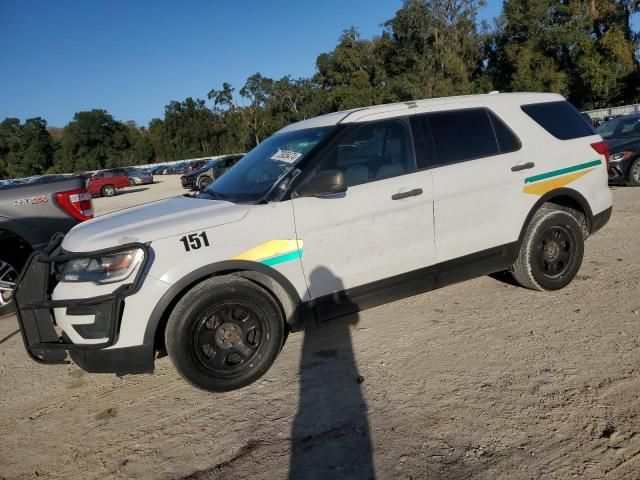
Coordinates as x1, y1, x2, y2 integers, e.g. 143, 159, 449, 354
143, 260, 311, 348
0, 217, 40, 246
517, 188, 594, 246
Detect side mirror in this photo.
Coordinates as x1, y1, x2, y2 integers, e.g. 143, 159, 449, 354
296, 170, 347, 198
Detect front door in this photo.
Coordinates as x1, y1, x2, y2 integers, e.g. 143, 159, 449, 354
291, 117, 436, 318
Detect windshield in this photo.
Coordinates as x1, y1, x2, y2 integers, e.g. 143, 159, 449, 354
201, 126, 333, 202
596, 116, 640, 139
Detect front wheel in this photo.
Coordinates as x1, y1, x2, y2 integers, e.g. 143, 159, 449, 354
627, 158, 640, 187
101, 185, 116, 197
165, 276, 285, 392
511, 207, 584, 291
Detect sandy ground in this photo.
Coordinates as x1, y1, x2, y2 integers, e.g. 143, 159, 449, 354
1, 179, 639, 480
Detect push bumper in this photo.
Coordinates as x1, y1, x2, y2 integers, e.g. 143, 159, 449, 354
14, 235, 155, 374
608, 157, 634, 183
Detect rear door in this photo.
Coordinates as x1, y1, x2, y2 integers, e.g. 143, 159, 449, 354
420, 107, 527, 263
291, 116, 436, 316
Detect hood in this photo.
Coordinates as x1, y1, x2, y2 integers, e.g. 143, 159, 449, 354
62, 195, 250, 252
605, 137, 639, 152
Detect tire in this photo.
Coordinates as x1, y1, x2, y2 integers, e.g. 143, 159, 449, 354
128, 178, 136, 186
627, 158, 640, 187
511, 207, 584, 291
101, 185, 116, 197
0, 241, 31, 317
198, 176, 212, 190
165, 276, 285, 392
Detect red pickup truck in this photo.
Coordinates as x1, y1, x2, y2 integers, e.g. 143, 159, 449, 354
87, 171, 130, 197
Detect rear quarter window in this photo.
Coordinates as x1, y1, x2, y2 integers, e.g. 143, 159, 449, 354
521, 101, 595, 140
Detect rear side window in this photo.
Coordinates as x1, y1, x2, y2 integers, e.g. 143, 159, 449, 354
426, 108, 499, 165
521, 101, 595, 140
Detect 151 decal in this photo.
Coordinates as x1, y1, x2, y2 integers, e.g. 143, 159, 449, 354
180, 232, 210, 252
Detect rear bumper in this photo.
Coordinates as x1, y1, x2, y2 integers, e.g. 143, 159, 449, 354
591, 206, 612, 234
14, 235, 155, 374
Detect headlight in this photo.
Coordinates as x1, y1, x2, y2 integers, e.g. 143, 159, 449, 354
610, 151, 632, 162
60, 248, 144, 284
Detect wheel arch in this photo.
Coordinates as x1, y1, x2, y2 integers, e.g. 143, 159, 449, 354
144, 260, 311, 353
518, 188, 594, 246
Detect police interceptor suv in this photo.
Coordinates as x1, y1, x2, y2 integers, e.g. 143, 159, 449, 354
15, 93, 613, 392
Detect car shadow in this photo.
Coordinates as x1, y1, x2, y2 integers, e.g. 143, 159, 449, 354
117, 187, 150, 196
289, 267, 375, 479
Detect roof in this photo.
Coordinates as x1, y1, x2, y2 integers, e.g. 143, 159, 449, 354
277, 92, 565, 133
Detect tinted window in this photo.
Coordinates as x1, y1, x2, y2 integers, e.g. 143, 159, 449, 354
487, 110, 521, 153
521, 101, 594, 140
427, 108, 499, 165
596, 115, 640, 140
313, 118, 416, 187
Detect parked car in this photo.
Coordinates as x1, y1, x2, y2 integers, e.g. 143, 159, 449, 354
596, 113, 640, 186
0, 176, 92, 316
87, 170, 130, 197
125, 168, 154, 186
180, 154, 244, 190
14, 93, 612, 392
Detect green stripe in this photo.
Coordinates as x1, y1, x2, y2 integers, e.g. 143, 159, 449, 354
260, 250, 302, 266
524, 160, 602, 184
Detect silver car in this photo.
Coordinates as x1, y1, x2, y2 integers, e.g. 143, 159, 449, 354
126, 168, 154, 186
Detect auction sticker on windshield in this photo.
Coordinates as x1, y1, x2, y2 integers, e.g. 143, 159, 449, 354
270, 150, 302, 163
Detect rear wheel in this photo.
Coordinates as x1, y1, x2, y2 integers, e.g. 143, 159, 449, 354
165, 276, 285, 392
511, 207, 584, 291
128, 178, 136, 186
101, 185, 116, 197
627, 158, 640, 187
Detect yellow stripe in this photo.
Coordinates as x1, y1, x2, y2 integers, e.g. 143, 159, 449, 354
523, 169, 593, 195
232, 239, 303, 262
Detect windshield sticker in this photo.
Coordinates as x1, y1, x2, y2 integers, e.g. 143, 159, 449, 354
270, 150, 302, 164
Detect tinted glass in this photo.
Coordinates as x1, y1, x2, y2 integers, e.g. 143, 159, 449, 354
521, 101, 595, 140
487, 110, 521, 153
202, 126, 332, 202
313, 118, 416, 187
427, 108, 499, 165
596, 115, 640, 140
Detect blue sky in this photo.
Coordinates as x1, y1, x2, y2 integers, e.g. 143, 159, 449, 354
0, 0, 503, 127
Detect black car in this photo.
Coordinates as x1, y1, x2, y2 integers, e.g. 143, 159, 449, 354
596, 114, 640, 186
180, 154, 244, 190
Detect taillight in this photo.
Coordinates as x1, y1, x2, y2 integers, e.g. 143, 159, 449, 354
591, 141, 611, 167
54, 188, 94, 222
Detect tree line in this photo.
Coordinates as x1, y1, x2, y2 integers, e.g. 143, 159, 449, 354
2, 0, 639, 179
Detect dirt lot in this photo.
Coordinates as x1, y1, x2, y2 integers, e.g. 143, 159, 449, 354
1, 179, 639, 479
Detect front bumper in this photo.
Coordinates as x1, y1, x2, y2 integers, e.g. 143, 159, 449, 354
14, 235, 154, 374
608, 157, 635, 183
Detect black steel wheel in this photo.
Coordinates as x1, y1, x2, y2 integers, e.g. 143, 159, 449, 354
165, 276, 285, 392
192, 300, 269, 376
511, 207, 584, 291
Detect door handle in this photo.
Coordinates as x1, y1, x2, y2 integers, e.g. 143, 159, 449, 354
511, 162, 535, 172
391, 188, 423, 200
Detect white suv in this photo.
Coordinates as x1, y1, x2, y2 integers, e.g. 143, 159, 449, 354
15, 92, 613, 391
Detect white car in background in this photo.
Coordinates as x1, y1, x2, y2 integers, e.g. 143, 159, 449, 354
15, 92, 612, 392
